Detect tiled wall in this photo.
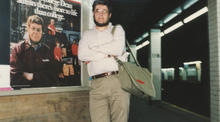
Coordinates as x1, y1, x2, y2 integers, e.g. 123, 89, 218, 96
208, 0, 220, 121
0, 91, 90, 122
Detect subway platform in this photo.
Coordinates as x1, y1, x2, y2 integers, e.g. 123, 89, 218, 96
128, 95, 210, 122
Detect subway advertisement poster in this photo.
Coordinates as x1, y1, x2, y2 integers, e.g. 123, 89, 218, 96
5, 0, 82, 90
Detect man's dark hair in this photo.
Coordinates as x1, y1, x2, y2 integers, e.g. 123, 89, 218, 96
26, 15, 45, 32
92, 0, 112, 14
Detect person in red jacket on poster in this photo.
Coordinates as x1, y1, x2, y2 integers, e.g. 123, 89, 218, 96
54, 40, 64, 78
71, 40, 79, 66
48, 19, 61, 48
48, 19, 61, 35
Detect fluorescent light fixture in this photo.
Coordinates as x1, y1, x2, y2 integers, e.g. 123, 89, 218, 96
134, 32, 149, 43
164, 13, 178, 24
183, 0, 199, 10
183, 61, 202, 65
160, 32, 165, 37
161, 68, 175, 71
164, 21, 183, 34
157, 0, 198, 28
134, 37, 142, 43
142, 41, 150, 46
179, 67, 184, 70
183, 7, 208, 23
142, 32, 149, 38
136, 45, 143, 50
136, 41, 150, 50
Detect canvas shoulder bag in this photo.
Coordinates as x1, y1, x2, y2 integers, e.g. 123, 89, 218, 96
112, 24, 156, 98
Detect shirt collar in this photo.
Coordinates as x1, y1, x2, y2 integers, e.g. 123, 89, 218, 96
27, 39, 42, 50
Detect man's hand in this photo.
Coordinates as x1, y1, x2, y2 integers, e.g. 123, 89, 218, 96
55, 56, 60, 61
84, 61, 90, 65
23, 72, 33, 81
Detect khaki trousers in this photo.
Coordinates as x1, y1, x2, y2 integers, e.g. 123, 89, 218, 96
90, 74, 130, 122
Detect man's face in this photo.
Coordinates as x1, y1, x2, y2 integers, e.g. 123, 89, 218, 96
51, 20, 54, 25
93, 4, 111, 27
27, 23, 43, 43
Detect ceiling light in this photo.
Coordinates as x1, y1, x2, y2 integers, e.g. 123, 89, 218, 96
161, 68, 175, 71
136, 41, 150, 50
164, 13, 178, 24
134, 37, 142, 43
183, 7, 208, 23
164, 21, 183, 34
142, 41, 150, 46
160, 32, 165, 37
157, 0, 198, 27
134, 32, 149, 43
142, 32, 149, 38
179, 67, 184, 70
183, 0, 199, 10
136, 45, 143, 50
183, 61, 202, 65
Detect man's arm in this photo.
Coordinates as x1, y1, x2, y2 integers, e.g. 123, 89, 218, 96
56, 30, 61, 33
78, 31, 107, 61
10, 45, 59, 87
10, 46, 31, 88
32, 55, 59, 87
48, 26, 56, 34
91, 26, 125, 56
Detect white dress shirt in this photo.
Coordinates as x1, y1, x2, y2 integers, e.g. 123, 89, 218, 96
78, 23, 127, 76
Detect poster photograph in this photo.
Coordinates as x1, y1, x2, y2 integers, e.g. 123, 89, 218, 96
10, 0, 81, 89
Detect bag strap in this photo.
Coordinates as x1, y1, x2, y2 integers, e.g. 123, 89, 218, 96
111, 24, 141, 67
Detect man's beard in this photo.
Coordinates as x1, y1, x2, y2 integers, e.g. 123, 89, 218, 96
94, 18, 109, 27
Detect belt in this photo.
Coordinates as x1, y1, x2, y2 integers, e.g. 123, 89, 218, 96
91, 71, 118, 79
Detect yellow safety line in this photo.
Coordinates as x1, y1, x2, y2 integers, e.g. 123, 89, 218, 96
162, 101, 210, 120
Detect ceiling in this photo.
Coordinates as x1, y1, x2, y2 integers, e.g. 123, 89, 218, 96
109, 0, 204, 44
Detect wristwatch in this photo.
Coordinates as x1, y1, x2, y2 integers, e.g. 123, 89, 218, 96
108, 55, 110, 58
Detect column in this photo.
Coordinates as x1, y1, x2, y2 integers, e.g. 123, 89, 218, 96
208, 0, 220, 121
129, 45, 137, 64
80, 0, 91, 86
149, 29, 161, 101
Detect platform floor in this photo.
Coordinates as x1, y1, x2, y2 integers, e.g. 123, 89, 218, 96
128, 95, 210, 122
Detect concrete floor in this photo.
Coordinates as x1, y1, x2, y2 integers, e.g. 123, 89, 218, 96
128, 95, 210, 122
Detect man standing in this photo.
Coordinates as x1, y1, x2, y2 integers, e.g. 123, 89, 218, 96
48, 19, 61, 35
71, 40, 78, 66
78, 0, 130, 122
70, 20, 73, 31
48, 19, 61, 48
54, 40, 64, 78
10, 15, 59, 88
